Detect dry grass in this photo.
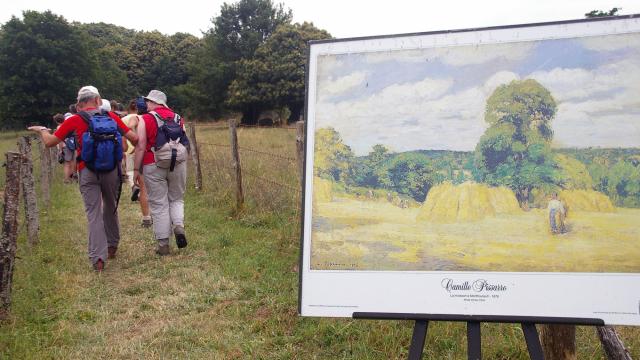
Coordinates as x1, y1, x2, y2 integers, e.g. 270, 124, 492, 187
196, 125, 301, 214
313, 195, 640, 273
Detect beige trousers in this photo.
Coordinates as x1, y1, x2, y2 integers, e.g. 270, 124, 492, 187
143, 161, 187, 245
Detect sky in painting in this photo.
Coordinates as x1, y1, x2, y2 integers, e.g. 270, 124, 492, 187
314, 33, 640, 155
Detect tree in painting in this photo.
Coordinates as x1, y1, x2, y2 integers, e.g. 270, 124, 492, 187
474, 79, 560, 208
314, 127, 354, 181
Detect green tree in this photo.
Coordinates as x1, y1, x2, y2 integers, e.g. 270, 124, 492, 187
131, 31, 172, 93
77, 23, 201, 106
0, 11, 94, 129
474, 79, 560, 208
607, 160, 640, 207
483, 79, 556, 142
314, 127, 354, 181
585, 8, 620, 18
91, 47, 129, 101
227, 22, 330, 122
142, 33, 201, 112
349, 144, 391, 188
187, 0, 292, 119
377, 153, 444, 202
76, 22, 138, 97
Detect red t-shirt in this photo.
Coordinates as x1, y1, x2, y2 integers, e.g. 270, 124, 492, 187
54, 108, 130, 171
141, 106, 183, 165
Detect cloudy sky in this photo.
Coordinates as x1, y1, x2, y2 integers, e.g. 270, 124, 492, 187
314, 31, 640, 155
2, 1, 639, 155
1, 1, 640, 38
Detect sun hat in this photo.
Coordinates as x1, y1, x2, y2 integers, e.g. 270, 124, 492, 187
143, 90, 168, 107
76, 85, 100, 102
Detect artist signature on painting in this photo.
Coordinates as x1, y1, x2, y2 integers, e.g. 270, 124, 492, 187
441, 278, 507, 293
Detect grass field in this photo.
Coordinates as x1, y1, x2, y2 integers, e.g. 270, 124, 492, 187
0, 127, 638, 359
312, 197, 640, 272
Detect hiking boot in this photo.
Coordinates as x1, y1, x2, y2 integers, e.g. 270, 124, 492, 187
155, 244, 170, 256
108, 246, 117, 259
174, 225, 187, 249
93, 259, 104, 272
141, 218, 152, 228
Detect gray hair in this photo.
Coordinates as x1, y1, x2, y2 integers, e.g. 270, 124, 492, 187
76, 85, 101, 103
77, 93, 99, 104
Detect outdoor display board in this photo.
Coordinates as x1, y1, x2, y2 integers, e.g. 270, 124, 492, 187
299, 15, 640, 325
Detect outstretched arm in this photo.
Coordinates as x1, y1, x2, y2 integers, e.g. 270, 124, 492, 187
27, 126, 61, 147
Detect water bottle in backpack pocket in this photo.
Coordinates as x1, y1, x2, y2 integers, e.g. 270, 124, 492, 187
79, 111, 123, 172
150, 111, 189, 171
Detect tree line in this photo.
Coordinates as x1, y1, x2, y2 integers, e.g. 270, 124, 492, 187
0, 0, 331, 129
315, 79, 640, 208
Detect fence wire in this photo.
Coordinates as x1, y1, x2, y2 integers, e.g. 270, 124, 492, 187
194, 124, 301, 213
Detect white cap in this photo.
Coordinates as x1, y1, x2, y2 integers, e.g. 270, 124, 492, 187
77, 85, 100, 102
144, 89, 168, 107
100, 99, 111, 112
63, 112, 73, 120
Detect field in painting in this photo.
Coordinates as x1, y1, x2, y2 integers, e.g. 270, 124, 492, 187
311, 191, 640, 272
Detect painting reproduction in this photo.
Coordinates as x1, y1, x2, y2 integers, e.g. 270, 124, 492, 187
307, 22, 640, 274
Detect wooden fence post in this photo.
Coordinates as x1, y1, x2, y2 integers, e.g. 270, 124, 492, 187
597, 326, 632, 360
229, 119, 244, 212
296, 121, 305, 186
18, 137, 39, 246
188, 122, 203, 191
0, 152, 22, 319
48, 146, 56, 179
539, 324, 576, 360
39, 139, 50, 208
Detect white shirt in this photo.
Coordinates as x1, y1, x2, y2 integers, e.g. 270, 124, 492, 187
548, 199, 565, 214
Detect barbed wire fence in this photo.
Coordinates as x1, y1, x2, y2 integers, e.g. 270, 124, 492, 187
1, 134, 59, 318
188, 120, 305, 218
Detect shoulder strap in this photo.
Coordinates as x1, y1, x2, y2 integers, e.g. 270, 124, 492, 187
78, 111, 94, 132
149, 111, 165, 128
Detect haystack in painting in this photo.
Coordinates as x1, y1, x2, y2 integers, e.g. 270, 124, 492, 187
560, 189, 615, 212
313, 177, 333, 202
417, 182, 521, 223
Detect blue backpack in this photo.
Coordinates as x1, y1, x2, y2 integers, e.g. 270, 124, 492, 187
78, 111, 124, 172
64, 134, 77, 151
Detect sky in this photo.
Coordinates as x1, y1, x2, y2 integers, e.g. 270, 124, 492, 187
1, 0, 640, 39
314, 31, 640, 154
1, 0, 639, 153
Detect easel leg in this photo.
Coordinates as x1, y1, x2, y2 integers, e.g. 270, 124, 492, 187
408, 320, 429, 360
467, 321, 481, 360
521, 323, 544, 360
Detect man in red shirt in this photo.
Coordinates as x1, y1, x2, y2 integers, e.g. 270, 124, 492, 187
29, 85, 139, 272
133, 90, 188, 256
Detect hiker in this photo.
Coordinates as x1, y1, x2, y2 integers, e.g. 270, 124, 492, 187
100, 99, 111, 112
121, 99, 152, 227
54, 113, 77, 183
28, 85, 139, 271
547, 193, 566, 234
133, 90, 189, 255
